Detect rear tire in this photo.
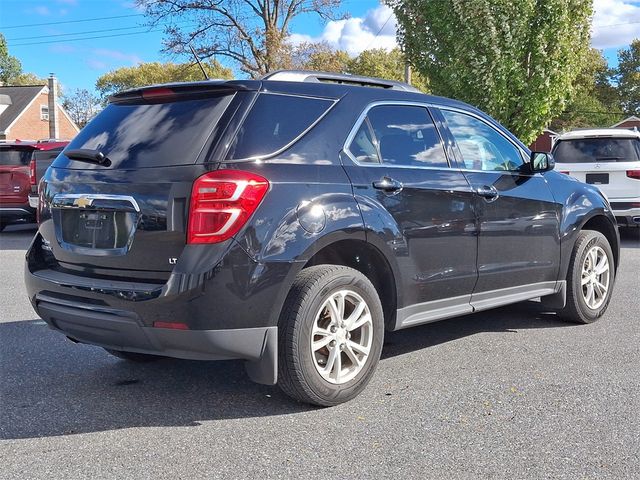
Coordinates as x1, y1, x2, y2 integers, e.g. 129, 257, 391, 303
278, 265, 384, 407
105, 349, 164, 362
560, 230, 615, 324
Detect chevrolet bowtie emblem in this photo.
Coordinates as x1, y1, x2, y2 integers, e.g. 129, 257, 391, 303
73, 196, 93, 208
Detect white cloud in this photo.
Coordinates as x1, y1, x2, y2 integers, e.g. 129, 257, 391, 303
92, 49, 142, 65
87, 59, 108, 70
30, 5, 51, 16
291, 4, 398, 56
591, 0, 640, 48
49, 44, 77, 54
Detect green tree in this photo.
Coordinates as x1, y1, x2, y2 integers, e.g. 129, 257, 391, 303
137, 0, 342, 78
0, 34, 22, 85
616, 39, 640, 116
551, 48, 622, 131
95, 60, 233, 100
291, 45, 430, 92
388, 0, 592, 144
62, 89, 102, 128
292, 42, 351, 73
348, 48, 429, 92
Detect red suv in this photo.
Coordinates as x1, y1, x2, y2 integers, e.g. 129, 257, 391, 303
0, 140, 68, 231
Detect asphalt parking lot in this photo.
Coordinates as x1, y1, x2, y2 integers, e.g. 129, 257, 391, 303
1, 225, 639, 479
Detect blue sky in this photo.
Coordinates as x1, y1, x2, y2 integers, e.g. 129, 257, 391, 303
1, 0, 639, 95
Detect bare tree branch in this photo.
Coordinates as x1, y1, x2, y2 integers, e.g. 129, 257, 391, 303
137, 0, 344, 77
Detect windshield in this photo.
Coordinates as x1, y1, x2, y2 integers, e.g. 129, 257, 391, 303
55, 93, 234, 169
0, 149, 33, 166
553, 137, 640, 163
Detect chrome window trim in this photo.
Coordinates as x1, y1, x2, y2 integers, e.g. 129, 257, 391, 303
343, 100, 452, 169
225, 91, 339, 163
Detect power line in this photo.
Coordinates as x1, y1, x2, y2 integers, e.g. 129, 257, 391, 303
10, 30, 165, 47
0, 14, 144, 29
8, 25, 152, 42
363, 12, 394, 51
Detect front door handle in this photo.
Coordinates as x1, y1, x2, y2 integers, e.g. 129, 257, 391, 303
475, 184, 499, 202
373, 176, 403, 194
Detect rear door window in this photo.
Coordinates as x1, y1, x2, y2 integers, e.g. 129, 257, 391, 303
366, 105, 448, 168
553, 138, 640, 163
348, 120, 381, 164
226, 93, 334, 160
55, 94, 234, 169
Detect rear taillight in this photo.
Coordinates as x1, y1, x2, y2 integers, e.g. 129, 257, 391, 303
626, 170, 640, 179
560, 171, 570, 175
29, 158, 36, 186
187, 169, 269, 244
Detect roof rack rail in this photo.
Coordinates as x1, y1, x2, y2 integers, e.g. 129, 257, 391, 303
261, 70, 421, 93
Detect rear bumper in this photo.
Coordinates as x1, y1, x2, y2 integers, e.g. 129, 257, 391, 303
610, 200, 640, 226
0, 204, 35, 223
35, 294, 278, 384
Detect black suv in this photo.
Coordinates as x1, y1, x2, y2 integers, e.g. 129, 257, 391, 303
25, 71, 619, 406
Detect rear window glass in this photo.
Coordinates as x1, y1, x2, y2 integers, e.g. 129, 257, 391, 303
226, 93, 334, 159
553, 138, 640, 163
0, 149, 33, 166
33, 148, 63, 162
55, 94, 233, 169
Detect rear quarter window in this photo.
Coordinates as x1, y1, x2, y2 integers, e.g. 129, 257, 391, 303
553, 138, 640, 163
226, 93, 334, 160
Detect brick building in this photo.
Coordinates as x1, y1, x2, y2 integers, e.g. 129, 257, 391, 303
0, 75, 79, 141
528, 128, 557, 152
611, 115, 640, 130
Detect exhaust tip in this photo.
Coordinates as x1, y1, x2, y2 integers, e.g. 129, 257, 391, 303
633, 216, 640, 224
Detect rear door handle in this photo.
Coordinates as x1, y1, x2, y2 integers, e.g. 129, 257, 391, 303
475, 185, 499, 202
373, 176, 403, 194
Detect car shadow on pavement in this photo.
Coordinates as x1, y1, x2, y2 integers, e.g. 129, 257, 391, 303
382, 300, 574, 360
0, 301, 572, 440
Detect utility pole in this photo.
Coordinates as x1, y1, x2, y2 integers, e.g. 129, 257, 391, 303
404, 63, 412, 85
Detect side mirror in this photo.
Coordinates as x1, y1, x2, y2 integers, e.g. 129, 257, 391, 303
530, 151, 555, 173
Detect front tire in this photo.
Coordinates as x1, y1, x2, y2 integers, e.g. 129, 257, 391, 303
560, 230, 615, 324
278, 265, 384, 406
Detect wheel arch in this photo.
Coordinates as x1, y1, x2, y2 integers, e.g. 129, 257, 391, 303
300, 238, 400, 331
581, 214, 620, 272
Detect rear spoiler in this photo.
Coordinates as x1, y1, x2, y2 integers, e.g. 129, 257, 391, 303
109, 80, 260, 104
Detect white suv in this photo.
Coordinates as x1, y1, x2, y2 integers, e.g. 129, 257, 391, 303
552, 128, 640, 227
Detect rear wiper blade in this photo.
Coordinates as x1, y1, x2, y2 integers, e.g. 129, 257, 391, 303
65, 148, 111, 166
596, 156, 622, 160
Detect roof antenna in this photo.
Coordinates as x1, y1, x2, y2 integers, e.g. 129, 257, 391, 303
188, 43, 209, 80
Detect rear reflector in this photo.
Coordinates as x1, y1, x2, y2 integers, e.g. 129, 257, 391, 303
187, 169, 269, 244
626, 170, 640, 179
153, 321, 189, 330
